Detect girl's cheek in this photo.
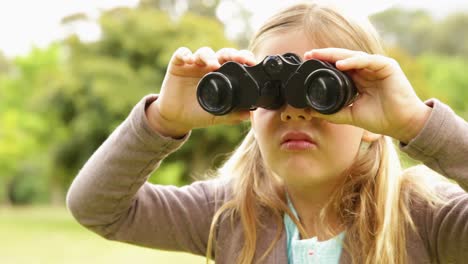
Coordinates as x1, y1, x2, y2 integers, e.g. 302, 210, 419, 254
255, 107, 281, 119
251, 108, 271, 123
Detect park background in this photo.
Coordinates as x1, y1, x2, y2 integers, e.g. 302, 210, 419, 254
1, 0, 468, 263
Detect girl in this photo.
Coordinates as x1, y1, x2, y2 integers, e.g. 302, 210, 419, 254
67, 2, 468, 264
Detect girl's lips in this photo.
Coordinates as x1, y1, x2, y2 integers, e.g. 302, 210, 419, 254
280, 131, 317, 151
281, 140, 316, 151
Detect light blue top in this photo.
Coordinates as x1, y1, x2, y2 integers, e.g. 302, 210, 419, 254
284, 197, 345, 264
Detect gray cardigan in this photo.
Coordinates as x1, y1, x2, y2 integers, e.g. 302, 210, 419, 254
67, 95, 468, 263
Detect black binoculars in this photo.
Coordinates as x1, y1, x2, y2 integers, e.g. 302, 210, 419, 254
196, 53, 357, 115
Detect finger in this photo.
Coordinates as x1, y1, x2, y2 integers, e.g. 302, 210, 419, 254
336, 54, 386, 71
349, 71, 374, 89
355, 68, 378, 81
304, 48, 362, 63
349, 68, 380, 83
194, 47, 220, 69
217, 48, 257, 66
238, 49, 257, 66
216, 48, 238, 65
172, 47, 194, 66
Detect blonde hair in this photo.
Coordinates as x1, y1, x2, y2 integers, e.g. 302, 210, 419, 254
206, 2, 446, 263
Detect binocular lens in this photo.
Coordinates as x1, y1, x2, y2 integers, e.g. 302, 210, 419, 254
305, 70, 345, 114
197, 73, 234, 115
307, 76, 337, 108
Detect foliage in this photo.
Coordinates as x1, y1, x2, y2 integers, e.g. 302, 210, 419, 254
58, 8, 241, 190
385, 47, 433, 102
371, 8, 468, 58
0, 5, 244, 204
418, 54, 468, 118
0, 45, 63, 204
1, 3, 468, 205
0, 51, 9, 74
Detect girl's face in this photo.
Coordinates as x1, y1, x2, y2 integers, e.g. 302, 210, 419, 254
250, 30, 365, 190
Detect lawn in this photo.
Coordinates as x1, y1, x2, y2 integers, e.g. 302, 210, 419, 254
0, 206, 205, 264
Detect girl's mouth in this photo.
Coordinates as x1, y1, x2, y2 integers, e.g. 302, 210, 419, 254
280, 131, 317, 151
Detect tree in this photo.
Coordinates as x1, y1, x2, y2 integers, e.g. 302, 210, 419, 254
418, 55, 468, 118
138, 0, 254, 48
431, 13, 468, 57
46, 7, 245, 197
0, 45, 62, 204
0, 51, 9, 74
0, 4, 255, 205
371, 8, 468, 58
370, 8, 434, 56
139, 0, 221, 18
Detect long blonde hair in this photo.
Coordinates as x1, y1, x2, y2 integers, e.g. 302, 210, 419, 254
206, 2, 445, 263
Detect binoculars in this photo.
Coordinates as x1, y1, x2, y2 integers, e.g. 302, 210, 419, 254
196, 53, 357, 115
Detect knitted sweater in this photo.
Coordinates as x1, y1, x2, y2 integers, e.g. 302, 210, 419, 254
67, 94, 468, 263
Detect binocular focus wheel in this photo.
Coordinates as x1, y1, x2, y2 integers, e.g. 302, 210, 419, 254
197, 72, 235, 115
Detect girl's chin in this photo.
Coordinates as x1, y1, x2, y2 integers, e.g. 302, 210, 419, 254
276, 165, 322, 180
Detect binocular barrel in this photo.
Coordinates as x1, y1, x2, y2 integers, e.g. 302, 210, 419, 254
196, 53, 357, 115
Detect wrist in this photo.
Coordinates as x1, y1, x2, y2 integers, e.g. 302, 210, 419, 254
145, 101, 190, 139
399, 103, 432, 144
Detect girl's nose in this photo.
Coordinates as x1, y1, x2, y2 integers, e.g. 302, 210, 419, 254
280, 104, 313, 122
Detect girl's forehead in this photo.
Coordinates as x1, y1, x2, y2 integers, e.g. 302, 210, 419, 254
254, 30, 315, 60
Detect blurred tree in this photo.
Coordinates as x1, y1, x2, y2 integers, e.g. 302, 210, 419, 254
431, 13, 468, 57
385, 46, 433, 102
0, 51, 10, 74
215, 0, 255, 48
371, 8, 468, 58
418, 54, 468, 118
0, 108, 48, 204
0, 46, 61, 204
48, 7, 245, 196
1, 4, 253, 205
138, 0, 254, 48
370, 8, 434, 56
139, 0, 221, 18
7, 3, 467, 205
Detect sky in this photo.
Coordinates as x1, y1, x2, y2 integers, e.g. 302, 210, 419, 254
1, 0, 467, 58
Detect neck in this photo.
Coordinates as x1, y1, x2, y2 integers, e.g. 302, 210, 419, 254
286, 181, 343, 241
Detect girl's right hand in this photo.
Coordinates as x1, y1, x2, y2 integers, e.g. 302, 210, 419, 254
146, 47, 256, 138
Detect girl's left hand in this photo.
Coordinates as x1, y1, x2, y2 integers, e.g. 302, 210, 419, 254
304, 48, 432, 144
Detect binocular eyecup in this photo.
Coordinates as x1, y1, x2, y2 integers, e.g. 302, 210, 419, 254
196, 52, 357, 115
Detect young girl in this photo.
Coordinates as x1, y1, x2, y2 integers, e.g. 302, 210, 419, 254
67, 2, 468, 264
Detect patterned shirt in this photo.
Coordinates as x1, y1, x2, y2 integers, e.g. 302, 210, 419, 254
284, 197, 345, 264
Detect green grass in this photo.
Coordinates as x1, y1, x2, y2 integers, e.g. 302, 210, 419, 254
0, 206, 205, 264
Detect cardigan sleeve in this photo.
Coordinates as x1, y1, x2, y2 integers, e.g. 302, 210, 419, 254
66, 94, 222, 256
399, 99, 468, 263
